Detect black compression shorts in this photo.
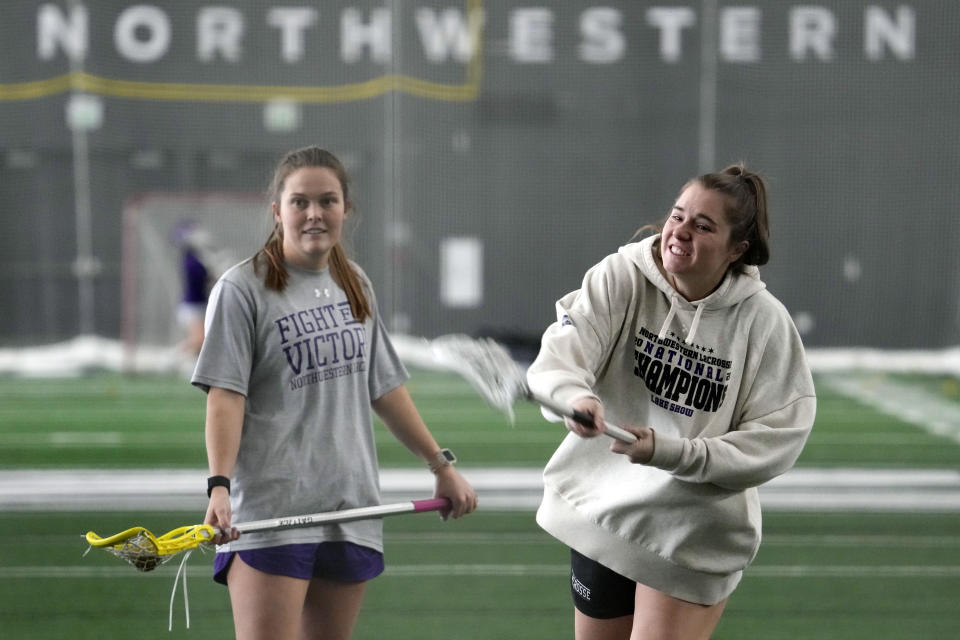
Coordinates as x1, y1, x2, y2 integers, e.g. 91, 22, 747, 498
570, 549, 636, 619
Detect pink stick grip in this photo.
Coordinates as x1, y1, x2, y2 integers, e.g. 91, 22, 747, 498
411, 497, 452, 513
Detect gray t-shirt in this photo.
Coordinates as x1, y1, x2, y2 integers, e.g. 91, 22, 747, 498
192, 257, 409, 552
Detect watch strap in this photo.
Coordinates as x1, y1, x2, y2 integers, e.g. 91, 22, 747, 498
428, 448, 456, 473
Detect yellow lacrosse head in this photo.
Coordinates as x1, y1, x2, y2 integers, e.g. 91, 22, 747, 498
85, 524, 216, 572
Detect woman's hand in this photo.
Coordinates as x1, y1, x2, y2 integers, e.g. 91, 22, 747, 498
433, 466, 478, 520
372, 385, 479, 520
565, 397, 607, 438
204, 487, 241, 545
609, 426, 656, 464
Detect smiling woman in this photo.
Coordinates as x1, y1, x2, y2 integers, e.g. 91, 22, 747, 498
526, 163, 815, 640
192, 145, 477, 640
660, 184, 743, 302
657, 165, 770, 302
272, 165, 347, 271
253, 147, 370, 323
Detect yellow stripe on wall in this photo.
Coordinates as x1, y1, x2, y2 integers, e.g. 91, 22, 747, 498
0, 1, 483, 104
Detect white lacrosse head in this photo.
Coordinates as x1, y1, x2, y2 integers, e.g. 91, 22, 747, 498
429, 334, 528, 423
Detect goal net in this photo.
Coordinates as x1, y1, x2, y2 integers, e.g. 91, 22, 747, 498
121, 193, 270, 372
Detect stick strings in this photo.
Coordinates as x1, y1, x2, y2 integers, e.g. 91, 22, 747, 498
430, 335, 527, 422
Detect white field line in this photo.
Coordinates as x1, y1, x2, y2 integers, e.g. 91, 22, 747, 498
0, 430, 561, 447
387, 564, 960, 578
385, 532, 960, 548
0, 430, 950, 447
3, 337, 960, 376
2, 467, 960, 513
820, 373, 960, 444
2, 564, 959, 580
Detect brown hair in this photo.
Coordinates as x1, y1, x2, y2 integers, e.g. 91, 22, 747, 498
692, 162, 770, 271
635, 163, 771, 273
254, 146, 372, 323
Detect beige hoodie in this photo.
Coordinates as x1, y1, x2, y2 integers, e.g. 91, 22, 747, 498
528, 235, 816, 605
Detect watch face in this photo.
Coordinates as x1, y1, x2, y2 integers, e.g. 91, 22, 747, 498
441, 449, 456, 463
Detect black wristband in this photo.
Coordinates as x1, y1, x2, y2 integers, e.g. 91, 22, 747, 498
207, 475, 231, 498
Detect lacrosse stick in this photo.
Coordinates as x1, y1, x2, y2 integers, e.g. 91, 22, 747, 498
85, 497, 452, 572
429, 334, 637, 444
86, 497, 451, 630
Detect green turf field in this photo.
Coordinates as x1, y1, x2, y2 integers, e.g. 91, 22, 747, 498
2, 510, 959, 639
1, 370, 959, 638
2, 369, 960, 469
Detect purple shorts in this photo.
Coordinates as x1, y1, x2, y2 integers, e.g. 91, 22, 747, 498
213, 541, 384, 585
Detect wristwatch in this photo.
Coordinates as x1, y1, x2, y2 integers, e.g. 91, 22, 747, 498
428, 448, 457, 473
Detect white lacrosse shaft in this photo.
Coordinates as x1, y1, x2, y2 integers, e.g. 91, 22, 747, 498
530, 392, 638, 444
222, 498, 451, 535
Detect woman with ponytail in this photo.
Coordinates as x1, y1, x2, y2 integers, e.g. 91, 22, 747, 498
528, 163, 815, 639
192, 146, 477, 640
